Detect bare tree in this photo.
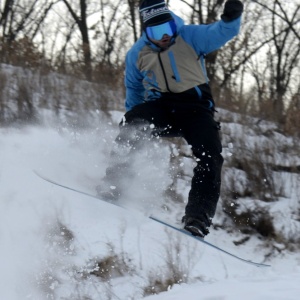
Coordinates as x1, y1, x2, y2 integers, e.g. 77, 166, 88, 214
0, 0, 55, 42
252, 0, 300, 123
127, 0, 141, 42
89, 0, 133, 70
60, 0, 92, 80
0, 0, 55, 67
176, 0, 300, 125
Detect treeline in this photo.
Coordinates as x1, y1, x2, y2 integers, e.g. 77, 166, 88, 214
0, 0, 299, 134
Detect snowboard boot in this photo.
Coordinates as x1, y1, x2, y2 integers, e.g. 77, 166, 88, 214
182, 215, 210, 238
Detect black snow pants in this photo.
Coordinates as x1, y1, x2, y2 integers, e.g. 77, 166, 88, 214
105, 95, 224, 223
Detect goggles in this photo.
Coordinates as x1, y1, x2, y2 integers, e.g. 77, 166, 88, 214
146, 20, 176, 41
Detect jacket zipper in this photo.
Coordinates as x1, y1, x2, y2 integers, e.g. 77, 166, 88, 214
158, 52, 172, 92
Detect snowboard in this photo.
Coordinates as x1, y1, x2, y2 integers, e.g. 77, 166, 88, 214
34, 170, 271, 268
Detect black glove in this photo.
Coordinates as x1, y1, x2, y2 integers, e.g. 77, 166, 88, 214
221, 0, 244, 22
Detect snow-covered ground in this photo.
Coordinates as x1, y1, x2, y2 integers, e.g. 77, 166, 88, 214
1, 120, 300, 300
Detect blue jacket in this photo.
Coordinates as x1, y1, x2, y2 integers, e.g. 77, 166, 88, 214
125, 13, 241, 111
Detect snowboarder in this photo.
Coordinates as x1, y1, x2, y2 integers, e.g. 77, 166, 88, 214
98, 0, 243, 238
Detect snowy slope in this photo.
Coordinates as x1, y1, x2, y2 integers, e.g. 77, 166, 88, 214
1, 123, 300, 300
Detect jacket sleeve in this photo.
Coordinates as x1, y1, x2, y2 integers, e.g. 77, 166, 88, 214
124, 48, 145, 111
182, 17, 242, 55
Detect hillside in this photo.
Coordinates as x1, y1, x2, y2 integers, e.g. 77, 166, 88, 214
0, 64, 300, 299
